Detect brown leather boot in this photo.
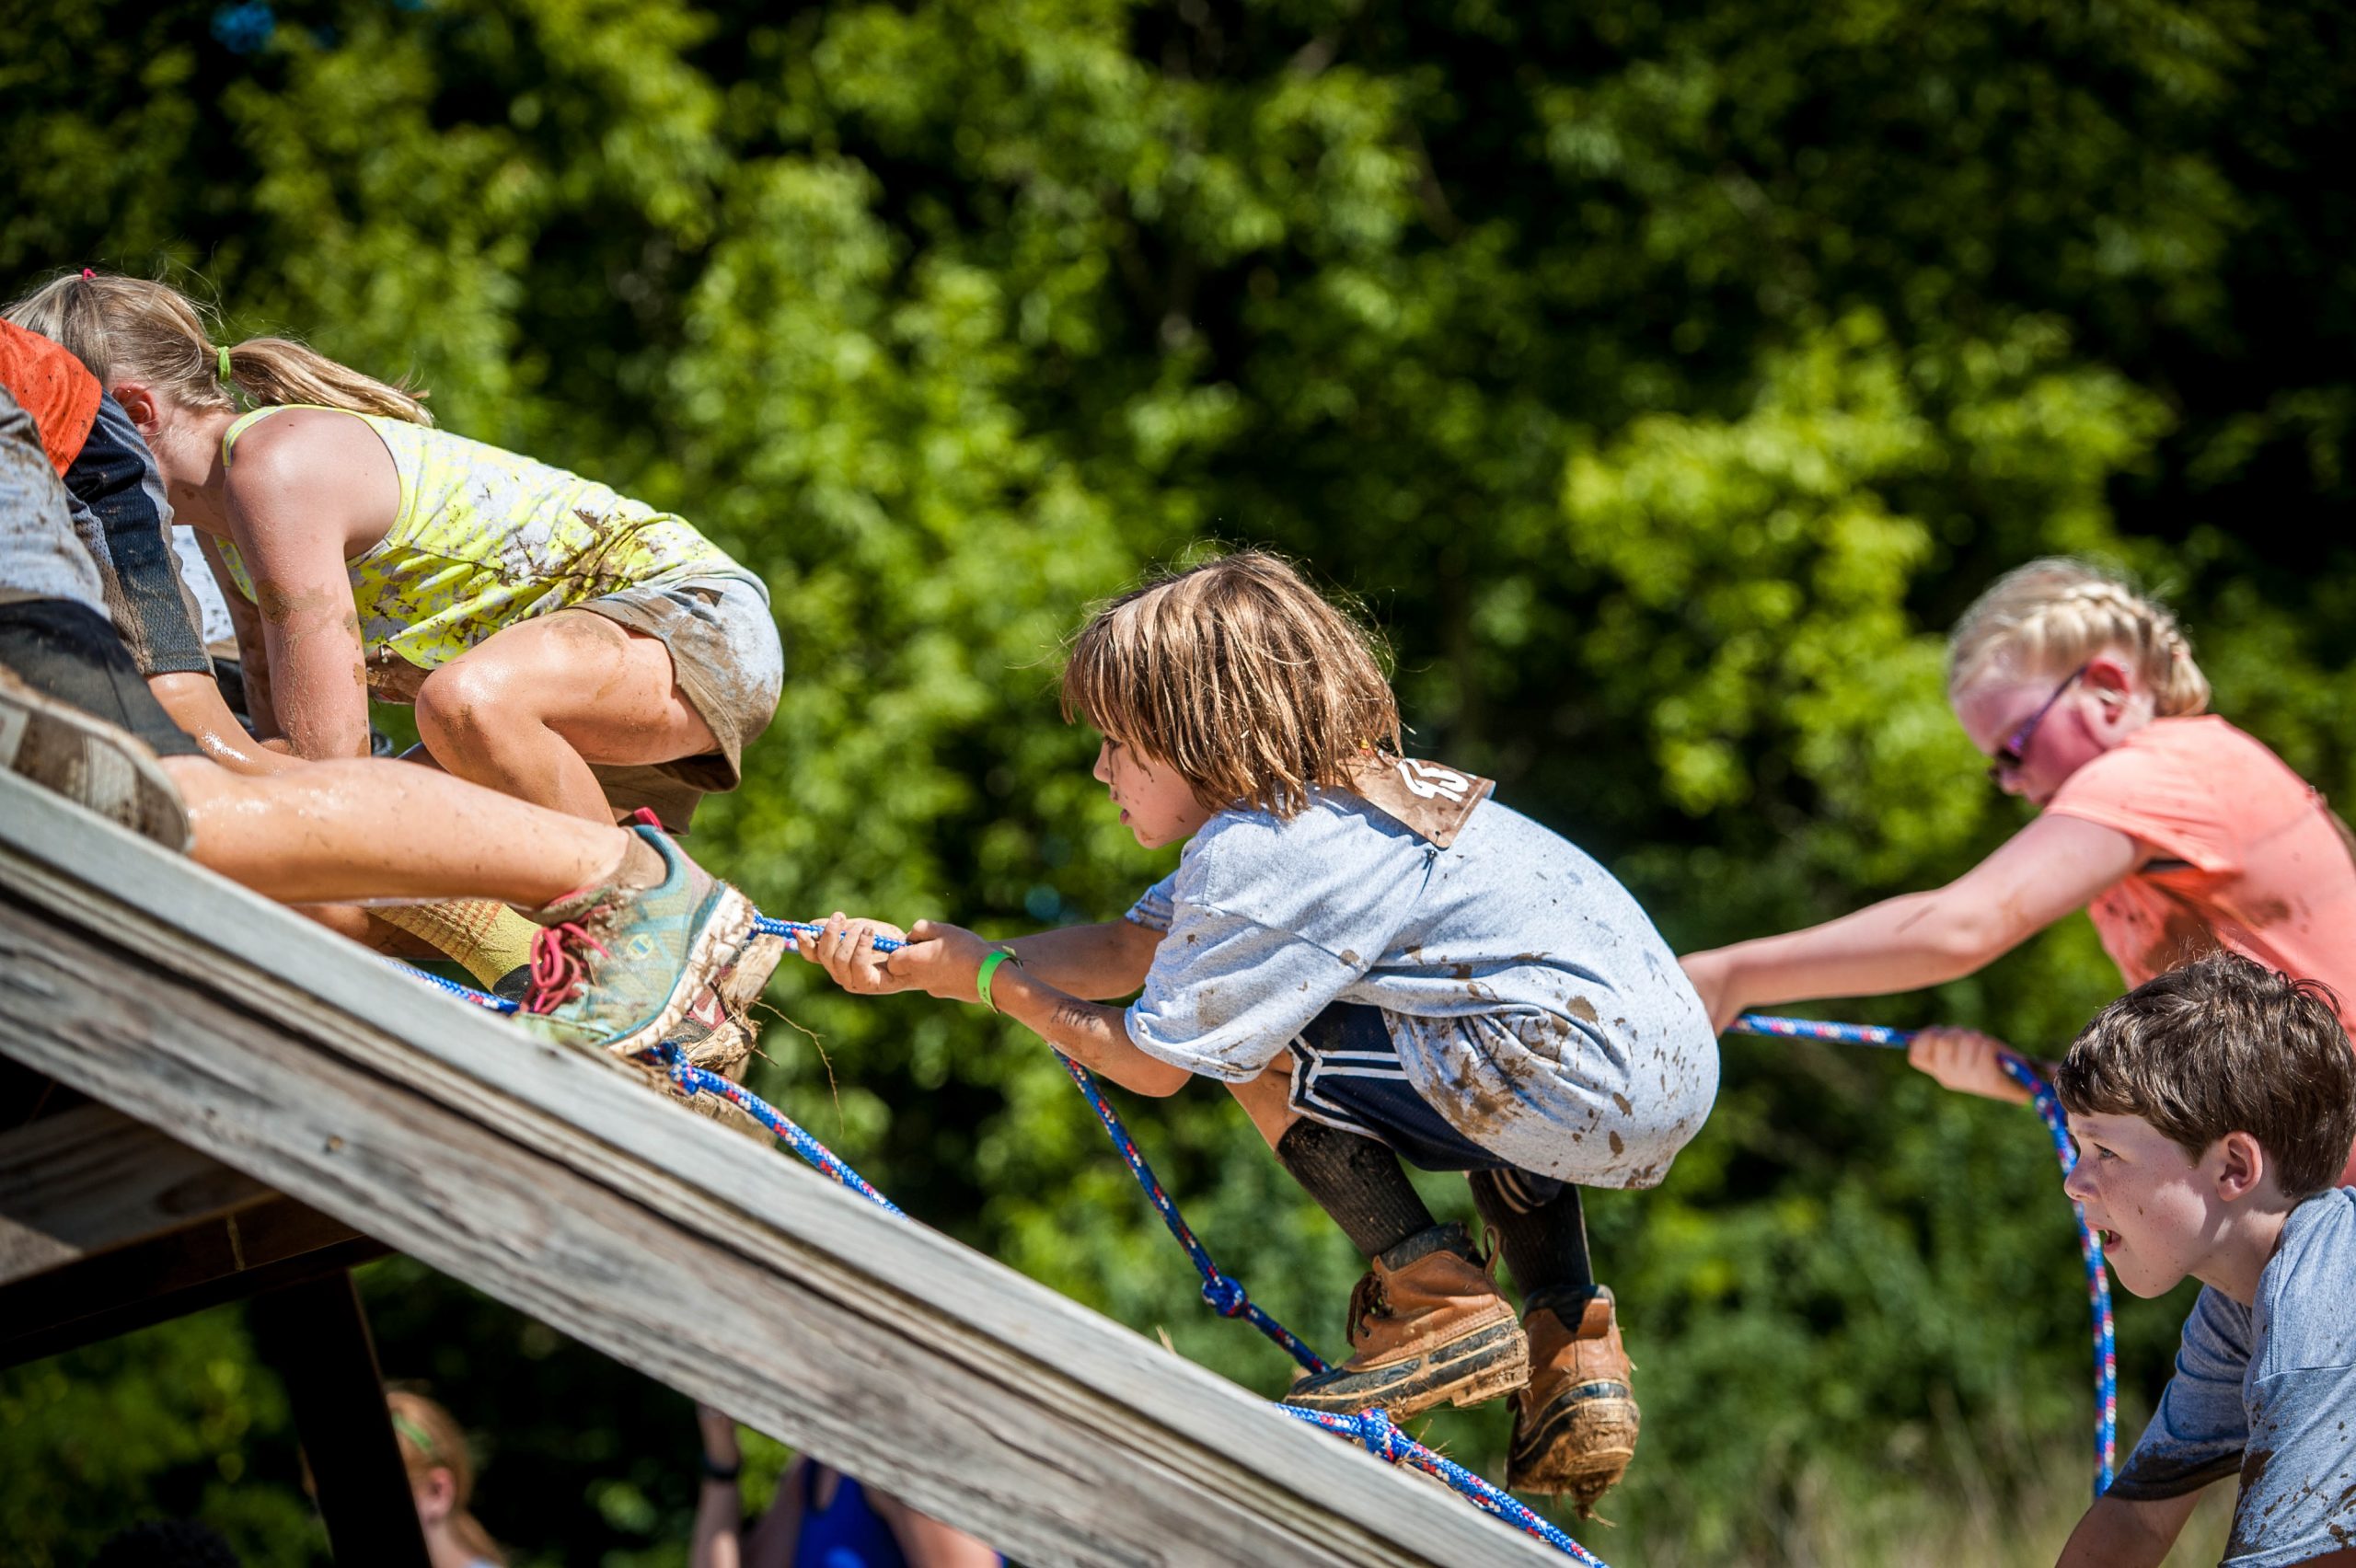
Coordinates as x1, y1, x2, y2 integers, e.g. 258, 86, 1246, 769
1281, 1223, 1529, 1420
1508, 1287, 1640, 1513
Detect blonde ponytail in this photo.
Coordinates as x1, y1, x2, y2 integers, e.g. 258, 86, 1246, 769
4, 271, 431, 425
221, 336, 433, 422
1948, 558, 2210, 717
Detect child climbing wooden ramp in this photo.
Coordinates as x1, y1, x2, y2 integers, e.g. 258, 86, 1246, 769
0, 767, 1573, 1568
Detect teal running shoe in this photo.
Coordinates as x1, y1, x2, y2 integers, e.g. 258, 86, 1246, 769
516, 824, 771, 1059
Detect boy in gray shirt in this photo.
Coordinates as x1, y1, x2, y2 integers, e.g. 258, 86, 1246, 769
2053, 953, 2356, 1568
798, 552, 1718, 1516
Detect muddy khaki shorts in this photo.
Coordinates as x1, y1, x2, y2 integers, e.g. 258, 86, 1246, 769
578, 571, 783, 833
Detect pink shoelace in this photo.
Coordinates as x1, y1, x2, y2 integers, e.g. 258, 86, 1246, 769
524, 919, 609, 1014
523, 815, 665, 1016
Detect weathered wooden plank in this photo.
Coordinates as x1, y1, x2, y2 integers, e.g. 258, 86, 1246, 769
0, 1194, 385, 1366
0, 772, 1564, 1567
0, 1101, 272, 1286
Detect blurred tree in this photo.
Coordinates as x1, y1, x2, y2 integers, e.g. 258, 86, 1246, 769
4, 0, 2350, 1560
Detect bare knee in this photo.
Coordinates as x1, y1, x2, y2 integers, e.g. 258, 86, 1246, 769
414, 658, 514, 752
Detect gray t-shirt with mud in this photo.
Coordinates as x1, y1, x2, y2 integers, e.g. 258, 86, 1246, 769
1121, 789, 1718, 1186
2107, 1187, 2356, 1567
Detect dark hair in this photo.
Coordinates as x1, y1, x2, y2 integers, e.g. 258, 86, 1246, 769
1060, 550, 1403, 819
2058, 952, 2356, 1200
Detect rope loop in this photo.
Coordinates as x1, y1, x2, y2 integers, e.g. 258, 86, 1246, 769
1355, 1408, 1403, 1463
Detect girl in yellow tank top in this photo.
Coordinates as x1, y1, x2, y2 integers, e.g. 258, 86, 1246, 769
23, 276, 781, 831
214, 405, 751, 680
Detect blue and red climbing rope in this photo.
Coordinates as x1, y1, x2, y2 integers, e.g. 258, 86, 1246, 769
390, 922, 1592, 1556
1731, 1013, 2118, 1495
1281, 1406, 1610, 1566
1058, 1054, 1331, 1373
378, 933, 2114, 1553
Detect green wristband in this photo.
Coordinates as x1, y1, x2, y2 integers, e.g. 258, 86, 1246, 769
976, 949, 1019, 1012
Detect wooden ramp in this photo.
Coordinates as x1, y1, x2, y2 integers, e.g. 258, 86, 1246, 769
0, 770, 1563, 1566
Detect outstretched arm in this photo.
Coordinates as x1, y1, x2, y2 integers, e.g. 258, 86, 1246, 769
1001, 918, 1160, 1000
200, 531, 283, 738
1681, 812, 2144, 1032
147, 672, 300, 775
2052, 1491, 2203, 1568
799, 915, 1191, 1097
221, 416, 391, 760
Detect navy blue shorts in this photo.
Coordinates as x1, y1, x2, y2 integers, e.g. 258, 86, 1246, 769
1287, 1001, 1561, 1202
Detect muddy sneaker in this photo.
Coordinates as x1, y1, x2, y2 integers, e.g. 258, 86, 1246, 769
653, 983, 769, 1141
515, 824, 756, 1058
0, 667, 190, 850
617, 807, 784, 1020
671, 983, 756, 1079
1281, 1222, 1529, 1420
1509, 1287, 1641, 1512
717, 927, 786, 1017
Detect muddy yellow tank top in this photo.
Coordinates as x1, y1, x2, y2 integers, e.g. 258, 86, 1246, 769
215, 406, 749, 684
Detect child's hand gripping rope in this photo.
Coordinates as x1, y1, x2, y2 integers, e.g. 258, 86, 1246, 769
791, 913, 1010, 1008
788, 912, 917, 994
1905, 1024, 2038, 1103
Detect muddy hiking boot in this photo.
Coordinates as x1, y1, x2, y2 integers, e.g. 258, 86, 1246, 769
1281, 1222, 1529, 1421
1510, 1286, 1641, 1513
515, 824, 779, 1060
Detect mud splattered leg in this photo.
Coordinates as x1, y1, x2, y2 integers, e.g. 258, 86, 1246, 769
164, 755, 630, 906
413, 610, 714, 822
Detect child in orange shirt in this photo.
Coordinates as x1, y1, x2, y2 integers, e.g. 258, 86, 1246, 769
1681, 559, 2356, 1183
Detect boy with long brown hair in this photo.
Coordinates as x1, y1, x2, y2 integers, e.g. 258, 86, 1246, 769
799, 551, 1719, 1510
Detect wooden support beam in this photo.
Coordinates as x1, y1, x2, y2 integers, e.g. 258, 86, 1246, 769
250, 1273, 432, 1567
0, 1191, 384, 1366
0, 1101, 272, 1286
0, 773, 1564, 1567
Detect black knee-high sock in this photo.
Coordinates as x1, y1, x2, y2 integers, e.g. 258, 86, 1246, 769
1470, 1168, 1595, 1319
1276, 1119, 1441, 1261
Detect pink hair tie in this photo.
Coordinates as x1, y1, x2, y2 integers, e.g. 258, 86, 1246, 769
80, 268, 95, 281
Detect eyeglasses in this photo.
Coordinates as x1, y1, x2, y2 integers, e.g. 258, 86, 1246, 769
1986, 664, 2087, 785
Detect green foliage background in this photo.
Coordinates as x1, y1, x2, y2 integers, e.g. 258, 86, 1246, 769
5, 0, 2352, 1562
